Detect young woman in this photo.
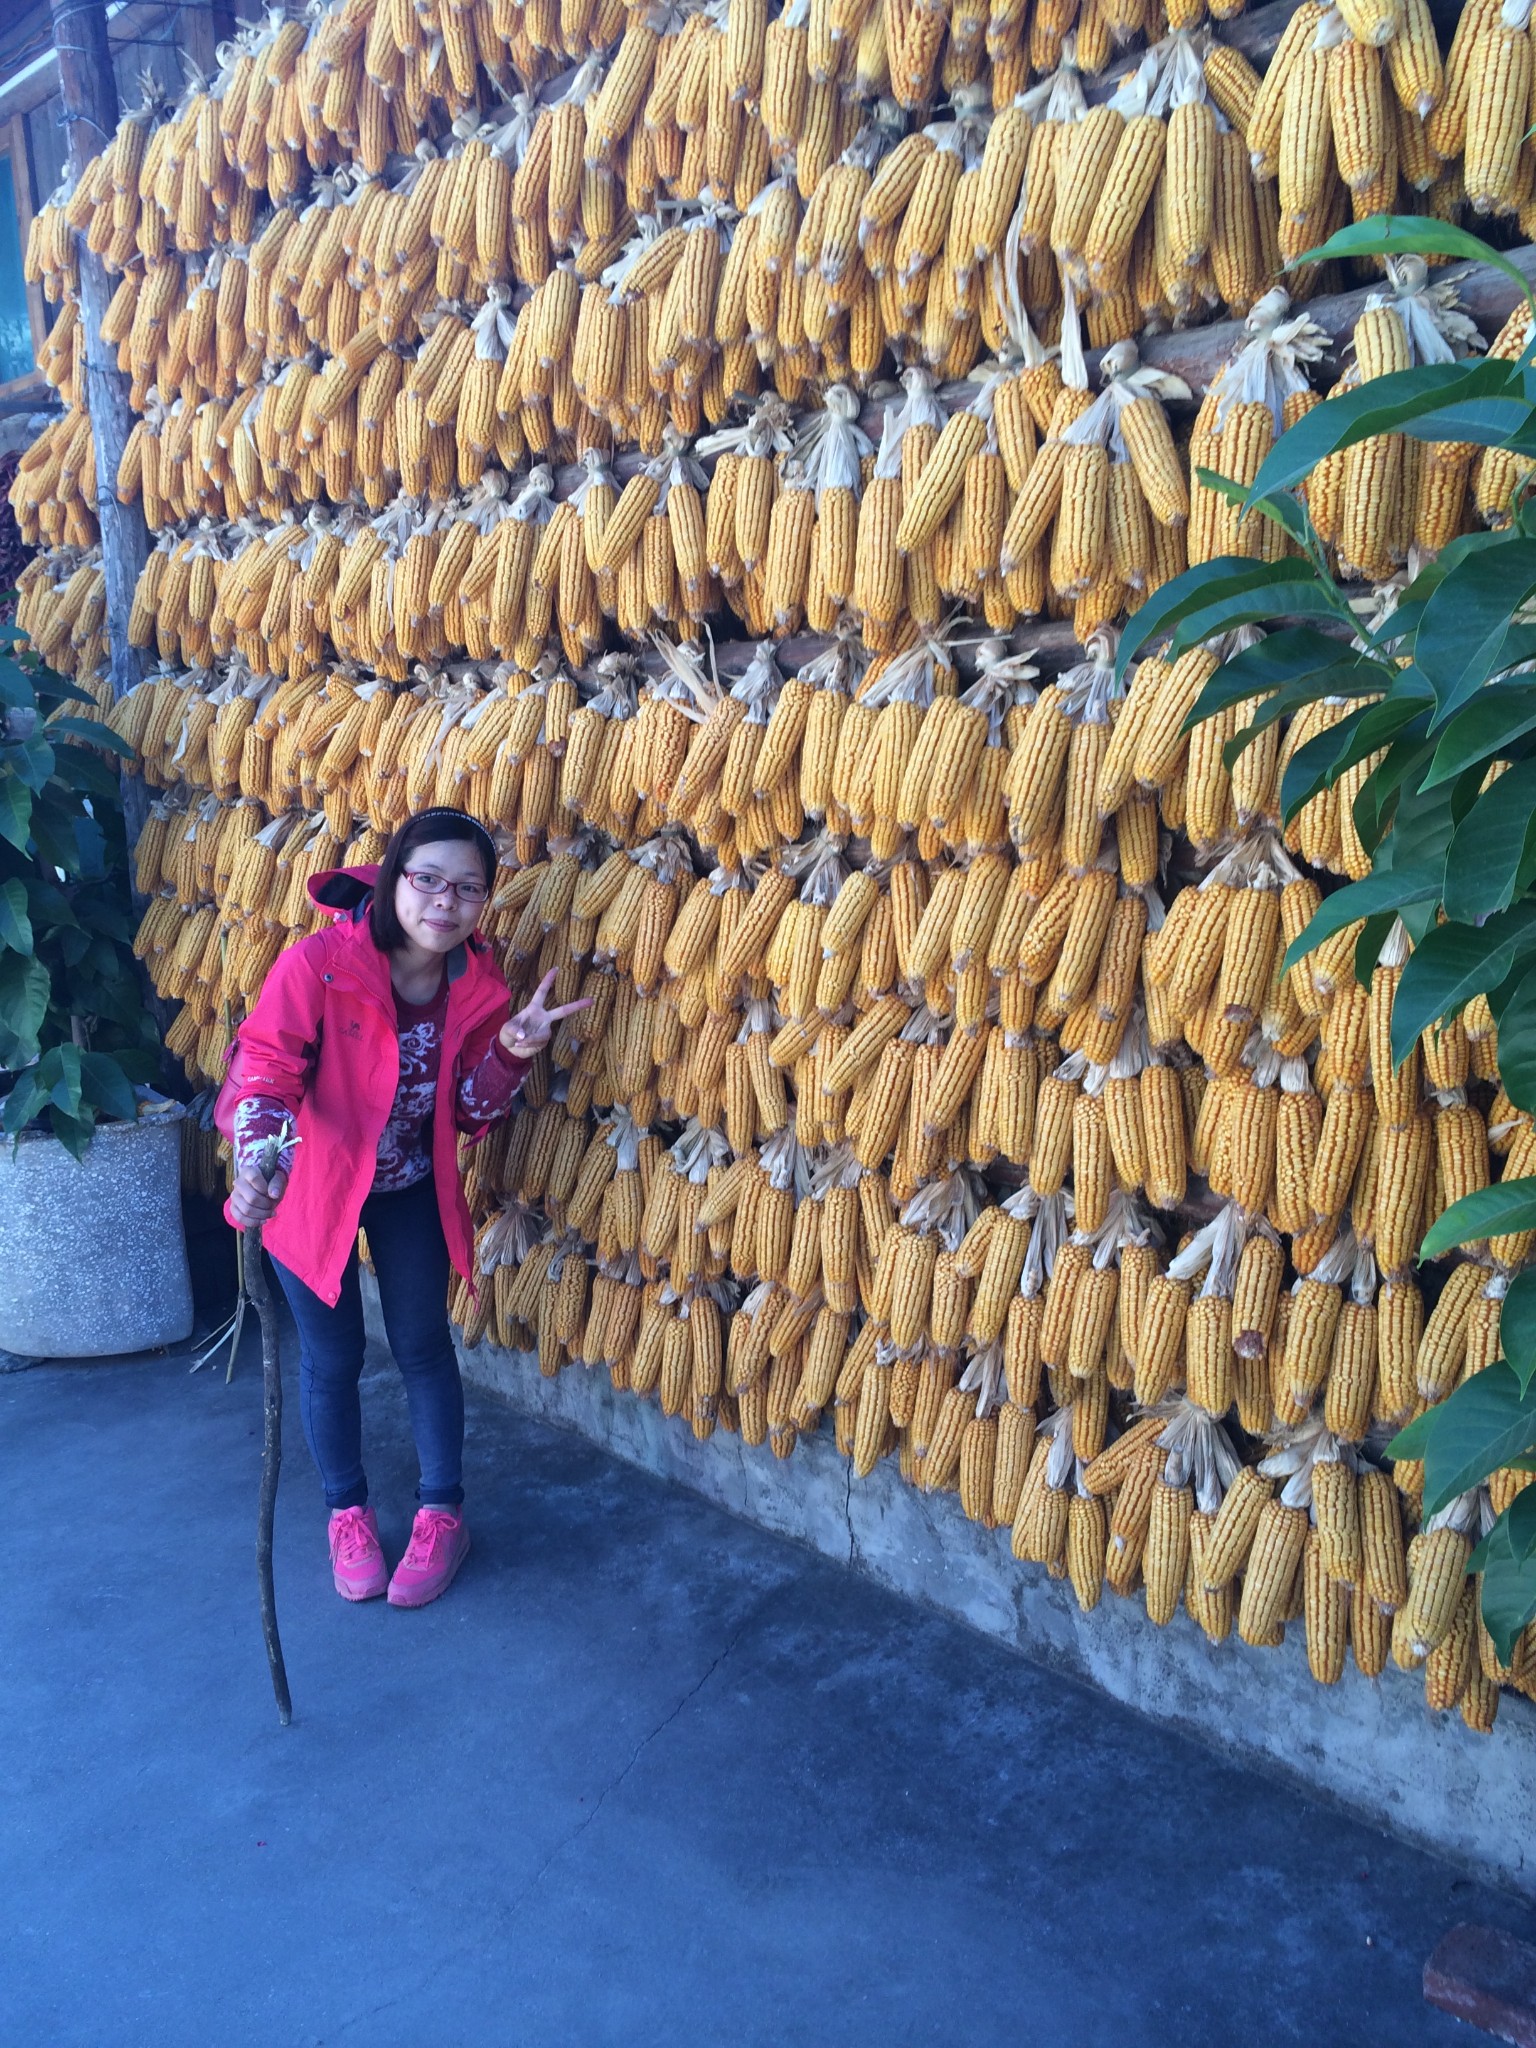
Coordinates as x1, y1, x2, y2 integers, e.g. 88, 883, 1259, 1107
223, 807, 586, 1609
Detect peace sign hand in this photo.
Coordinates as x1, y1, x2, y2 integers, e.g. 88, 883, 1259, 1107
500, 970, 592, 1059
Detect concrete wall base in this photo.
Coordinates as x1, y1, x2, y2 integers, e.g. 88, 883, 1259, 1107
371, 1276, 1536, 1899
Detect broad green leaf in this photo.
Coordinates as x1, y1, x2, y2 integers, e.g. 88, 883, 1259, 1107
1292, 216, 1536, 317
1481, 952, 1530, 1035
1493, 963, 1536, 1112
73, 948, 147, 1028
1478, 1505, 1536, 1664
0, 876, 32, 955
1333, 695, 1434, 793
43, 715, 132, 758
1385, 1393, 1445, 1460
1421, 1174, 1536, 1258
1470, 1485, 1536, 1578
1424, 683, 1536, 787
22, 876, 75, 930
1113, 558, 1308, 682
1354, 911, 1397, 985
27, 790, 88, 876
1282, 865, 1442, 972
1443, 759, 1536, 922
1488, 621, 1536, 680
37, 1042, 83, 1120
46, 1106, 96, 1161
0, 663, 33, 710
1193, 467, 1314, 550
1449, 756, 1494, 831
1166, 580, 1354, 663
1280, 705, 1371, 822
1245, 361, 1525, 508
1221, 674, 1368, 767
1416, 539, 1536, 729
1352, 733, 1435, 852
82, 933, 127, 980
71, 893, 129, 941
1183, 624, 1359, 728
78, 1050, 138, 1123
50, 745, 124, 801
1387, 1360, 1536, 1514
1, 1070, 45, 1139
1364, 736, 1444, 854
1353, 661, 1435, 710
4, 732, 55, 793
1394, 909, 1536, 1066
1502, 1269, 1536, 1395
1387, 534, 1511, 645
83, 978, 147, 1031
26, 667, 91, 709
0, 950, 49, 1067
1498, 416, 1536, 458
0, 776, 31, 852
1400, 399, 1536, 445
70, 808, 106, 878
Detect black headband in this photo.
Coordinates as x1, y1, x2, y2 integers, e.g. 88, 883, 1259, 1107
407, 807, 497, 866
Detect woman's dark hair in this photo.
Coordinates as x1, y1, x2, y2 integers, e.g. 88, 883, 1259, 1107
369, 808, 497, 951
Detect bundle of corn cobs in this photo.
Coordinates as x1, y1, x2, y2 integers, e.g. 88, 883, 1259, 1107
15, 0, 1536, 1735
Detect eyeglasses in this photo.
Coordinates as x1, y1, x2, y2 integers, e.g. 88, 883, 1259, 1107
403, 868, 489, 904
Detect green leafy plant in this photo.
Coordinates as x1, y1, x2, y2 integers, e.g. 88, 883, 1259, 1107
1118, 217, 1536, 1660
0, 622, 159, 1157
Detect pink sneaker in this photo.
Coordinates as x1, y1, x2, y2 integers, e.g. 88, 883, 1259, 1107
387, 1508, 471, 1608
329, 1505, 388, 1601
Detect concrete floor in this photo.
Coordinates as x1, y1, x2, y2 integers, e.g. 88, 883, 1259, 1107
4, 1335, 1532, 2048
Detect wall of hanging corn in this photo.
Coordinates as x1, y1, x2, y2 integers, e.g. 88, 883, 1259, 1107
13, 0, 1536, 1733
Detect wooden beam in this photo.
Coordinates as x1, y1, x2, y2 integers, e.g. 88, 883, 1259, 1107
1085, 0, 1301, 105
1085, 0, 1466, 103
178, 0, 234, 84
1108, 244, 1536, 395
544, 238, 1536, 522
634, 617, 1107, 685
625, 601, 1360, 688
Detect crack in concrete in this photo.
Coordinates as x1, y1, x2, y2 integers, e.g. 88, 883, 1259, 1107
843, 1457, 859, 1571
327, 1938, 481, 2042
504, 1611, 754, 1917
327, 1604, 760, 2037
331, 1611, 758, 2036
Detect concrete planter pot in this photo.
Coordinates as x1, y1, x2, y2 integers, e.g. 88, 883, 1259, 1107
0, 1110, 194, 1358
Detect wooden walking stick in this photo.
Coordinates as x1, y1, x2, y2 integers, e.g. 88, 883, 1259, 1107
246, 1124, 294, 1727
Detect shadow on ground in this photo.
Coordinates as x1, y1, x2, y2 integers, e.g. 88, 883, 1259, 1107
2, 1335, 1531, 2047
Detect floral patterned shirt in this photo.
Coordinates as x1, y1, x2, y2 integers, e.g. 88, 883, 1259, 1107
233, 974, 523, 1192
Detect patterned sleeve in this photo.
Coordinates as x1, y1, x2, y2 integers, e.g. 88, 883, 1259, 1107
457, 1034, 530, 1134
233, 1094, 299, 1183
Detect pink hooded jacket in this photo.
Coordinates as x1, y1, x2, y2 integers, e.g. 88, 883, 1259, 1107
221, 864, 527, 1305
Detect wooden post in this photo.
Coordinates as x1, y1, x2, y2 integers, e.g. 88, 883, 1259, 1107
50, 0, 151, 847
51, 0, 150, 702
182, 1, 238, 85
8, 116, 49, 372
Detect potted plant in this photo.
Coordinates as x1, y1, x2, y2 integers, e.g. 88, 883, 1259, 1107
0, 620, 192, 1358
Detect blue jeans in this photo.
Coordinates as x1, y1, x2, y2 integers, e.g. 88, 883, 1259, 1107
270, 1173, 465, 1512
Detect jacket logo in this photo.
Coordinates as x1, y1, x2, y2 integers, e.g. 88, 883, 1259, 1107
341, 1019, 361, 1038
